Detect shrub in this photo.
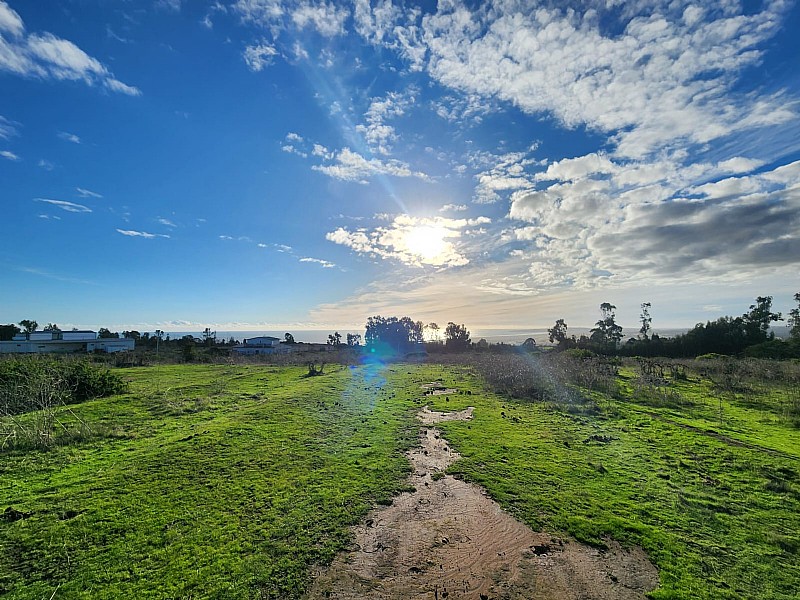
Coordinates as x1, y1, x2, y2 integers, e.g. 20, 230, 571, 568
0, 355, 127, 415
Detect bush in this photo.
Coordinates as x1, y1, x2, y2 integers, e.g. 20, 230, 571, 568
0, 355, 127, 415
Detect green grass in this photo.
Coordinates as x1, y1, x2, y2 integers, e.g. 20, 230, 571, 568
2, 360, 799, 599
1, 363, 426, 599
421, 362, 800, 599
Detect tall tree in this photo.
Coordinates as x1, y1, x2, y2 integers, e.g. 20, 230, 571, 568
788, 292, 800, 340
548, 319, 568, 346
327, 332, 342, 347
98, 328, 118, 339
43, 323, 61, 332
590, 302, 623, 352
365, 315, 424, 352
19, 319, 38, 334
639, 302, 652, 340
346, 333, 362, 347
444, 322, 471, 351
742, 296, 782, 344
0, 323, 21, 341
202, 327, 216, 346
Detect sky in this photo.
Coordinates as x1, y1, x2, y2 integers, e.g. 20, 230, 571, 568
1, 0, 799, 336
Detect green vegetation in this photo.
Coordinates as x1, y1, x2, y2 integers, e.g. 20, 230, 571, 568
1, 363, 423, 599
2, 358, 799, 598
423, 357, 800, 599
0, 356, 128, 450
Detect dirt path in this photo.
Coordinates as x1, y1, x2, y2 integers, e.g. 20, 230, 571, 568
307, 405, 658, 599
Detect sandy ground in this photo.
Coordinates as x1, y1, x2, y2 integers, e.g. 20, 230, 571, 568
307, 403, 659, 599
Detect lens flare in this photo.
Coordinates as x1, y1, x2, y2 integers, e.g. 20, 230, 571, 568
404, 226, 449, 261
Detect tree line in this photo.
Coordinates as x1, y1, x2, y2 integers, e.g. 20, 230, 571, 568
4, 292, 798, 359
547, 293, 800, 358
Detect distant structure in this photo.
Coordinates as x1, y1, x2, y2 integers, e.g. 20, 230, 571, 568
231, 336, 283, 356
0, 330, 134, 354
231, 336, 332, 356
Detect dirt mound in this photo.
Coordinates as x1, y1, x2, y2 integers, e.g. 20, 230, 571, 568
307, 406, 658, 599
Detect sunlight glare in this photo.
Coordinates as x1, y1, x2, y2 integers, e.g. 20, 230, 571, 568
405, 226, 449, 261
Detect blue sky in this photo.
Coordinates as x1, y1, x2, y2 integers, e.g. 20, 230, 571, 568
1, 0, 799, 334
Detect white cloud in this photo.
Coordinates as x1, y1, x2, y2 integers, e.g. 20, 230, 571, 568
233, 0, 348, 38
716, 157, 765, 175
355, 89, 416, 155
0, 1, 23, 37
157, 217, 177, 228
76, 187, 102, 198
471, 148, 539, 203
440, 203, 467, 212
326, 214, 490, 268
352, 1, 795, 159
535, 153, 617, 182
243, 40, 278, 71
291, 1, 349, 37
281, 144, 307, 157
0, 149, 18, 160
299, 257, 336, 268
34, 198, 91, 213
105, 78, 141, 96
312, 147, 430, 183
58, 131, 80, 144
234, 0, 285, 26
504, 156, 800, 289
37, 159, 54, 170
286, 132, 303, 142
311, 143, 332, 159
431, 93, 492, 124
117, 229, 170, 239
0, 115, 19, 139
0, 7, 140, 95
353, 0, 402, 45
155, 0, 182, 12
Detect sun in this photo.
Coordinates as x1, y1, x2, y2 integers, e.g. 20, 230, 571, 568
404, 225, 449, 261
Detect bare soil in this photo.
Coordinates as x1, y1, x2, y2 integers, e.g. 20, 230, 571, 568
307, 405, 659, 599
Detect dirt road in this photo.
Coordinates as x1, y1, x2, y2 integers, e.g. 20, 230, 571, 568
307, 404, 658, 599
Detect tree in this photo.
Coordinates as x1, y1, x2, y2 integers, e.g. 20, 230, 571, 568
743, 296, 782, 345
202, 327, 216, 346
789, 292, 800, 340
424, 322, 441, 342
284, 332, 295, 344
98, 328, 118, 339
19, 319, 38, 334
639, 302, 652, 340
522, 337, 537, 351
590, 302, 623, 352
123, 330, 141, 341
0, 324, 20, 341
364, 315, 424, 353
548, 319, 568, 345
43, 323, 61, 332
346, 333, 362, 347
444, 322, 471, 351
327, 332, 342, 347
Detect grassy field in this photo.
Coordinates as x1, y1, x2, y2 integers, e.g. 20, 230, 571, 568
423, 359, 800, 599
1, 362, 424, 599
2, 358, 799, 598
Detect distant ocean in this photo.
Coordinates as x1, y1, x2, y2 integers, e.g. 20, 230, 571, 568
162, 325, 791, 346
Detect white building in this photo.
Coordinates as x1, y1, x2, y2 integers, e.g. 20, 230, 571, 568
231, 336, 282, 355
0, 330, 135, 354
